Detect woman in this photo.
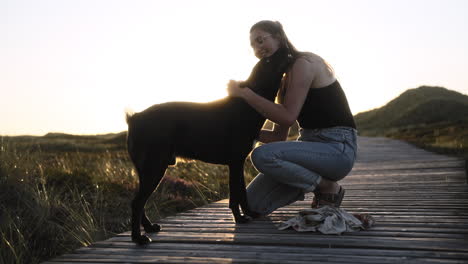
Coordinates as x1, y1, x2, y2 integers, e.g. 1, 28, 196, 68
227, 20, 357, 216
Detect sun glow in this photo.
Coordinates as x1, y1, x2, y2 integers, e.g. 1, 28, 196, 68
2, 0, 468, 135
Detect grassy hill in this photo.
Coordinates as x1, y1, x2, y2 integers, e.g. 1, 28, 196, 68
354, 86, 468, 158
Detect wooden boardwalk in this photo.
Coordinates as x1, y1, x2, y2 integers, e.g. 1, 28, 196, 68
44, 136, 468, 264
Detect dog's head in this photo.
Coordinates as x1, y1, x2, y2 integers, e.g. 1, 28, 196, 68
240, 47, 292, 101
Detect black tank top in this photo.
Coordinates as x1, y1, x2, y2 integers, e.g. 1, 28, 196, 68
297, 80, 356, 129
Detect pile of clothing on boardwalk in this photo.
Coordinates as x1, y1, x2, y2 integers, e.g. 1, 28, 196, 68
278, 206, 375, 234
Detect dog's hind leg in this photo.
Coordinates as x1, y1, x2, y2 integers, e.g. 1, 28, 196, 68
131, 157, 168, 245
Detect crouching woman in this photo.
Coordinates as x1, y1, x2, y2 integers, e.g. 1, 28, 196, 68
227, 20, 357, 216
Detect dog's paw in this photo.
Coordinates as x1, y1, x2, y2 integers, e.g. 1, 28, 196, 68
245, 210, 262, 219
144, 223, 161, 233
132, 235, 152, 245
234, 214, 251, 224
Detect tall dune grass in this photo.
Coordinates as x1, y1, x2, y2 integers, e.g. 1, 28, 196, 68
377, 121, 468, 159
0, 136, 256, 264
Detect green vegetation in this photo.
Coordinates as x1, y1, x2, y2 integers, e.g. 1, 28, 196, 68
355, 86, 468, 159
2, 85, 466, 263
0, 134, 257, 264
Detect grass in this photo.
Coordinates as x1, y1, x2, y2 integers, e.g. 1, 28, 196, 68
0, 135, 257, 264
358, 120, 468, 160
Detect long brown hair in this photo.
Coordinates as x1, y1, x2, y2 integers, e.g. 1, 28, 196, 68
250, 20, 300, 102
250, 20, 299, 59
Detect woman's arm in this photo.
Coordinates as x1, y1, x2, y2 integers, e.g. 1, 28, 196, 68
228, 57, 315, 127
257, 123, 290, 143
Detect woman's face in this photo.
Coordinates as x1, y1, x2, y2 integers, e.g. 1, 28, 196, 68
250, 29, 281, 59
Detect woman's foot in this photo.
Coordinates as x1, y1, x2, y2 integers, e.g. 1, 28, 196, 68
311, 179, 345, 208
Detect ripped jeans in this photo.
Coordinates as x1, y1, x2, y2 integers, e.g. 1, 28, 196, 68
246, 126, 357, 216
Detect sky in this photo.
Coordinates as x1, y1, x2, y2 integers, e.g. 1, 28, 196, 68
1, 0, 467, 136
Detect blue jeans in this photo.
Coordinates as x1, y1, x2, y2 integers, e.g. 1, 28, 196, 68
246, 126, 357, 216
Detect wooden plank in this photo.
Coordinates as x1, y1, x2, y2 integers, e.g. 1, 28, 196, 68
42, 136, 468, 264
352, 160, 465, 171
113, 226, 468, 239
99, 233, 468, 253
79, 241, 468, 263
111, 227, 468, 240
46, 250, 467, 264
84, 244, 468, 261
181, 208, 468, 216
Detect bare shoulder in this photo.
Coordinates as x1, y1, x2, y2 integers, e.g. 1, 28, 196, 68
300, 51, 327, 63
293, 52, 325, 71
292, 52, 335, 87
290, 56, 314, 73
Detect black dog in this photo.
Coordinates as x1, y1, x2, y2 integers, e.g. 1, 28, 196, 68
126, 48, 291, 244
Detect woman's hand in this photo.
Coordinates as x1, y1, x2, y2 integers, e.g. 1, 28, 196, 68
227, 80, 248, 98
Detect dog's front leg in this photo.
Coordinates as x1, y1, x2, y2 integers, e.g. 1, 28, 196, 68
228, 162, 250, 223
237, 171, 262, 219
234, 162, 262, 219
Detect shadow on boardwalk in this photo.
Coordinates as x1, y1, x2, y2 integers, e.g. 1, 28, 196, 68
44, 137, 468, 264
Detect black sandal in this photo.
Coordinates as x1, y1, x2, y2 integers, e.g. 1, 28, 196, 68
311, 186, 345, 208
